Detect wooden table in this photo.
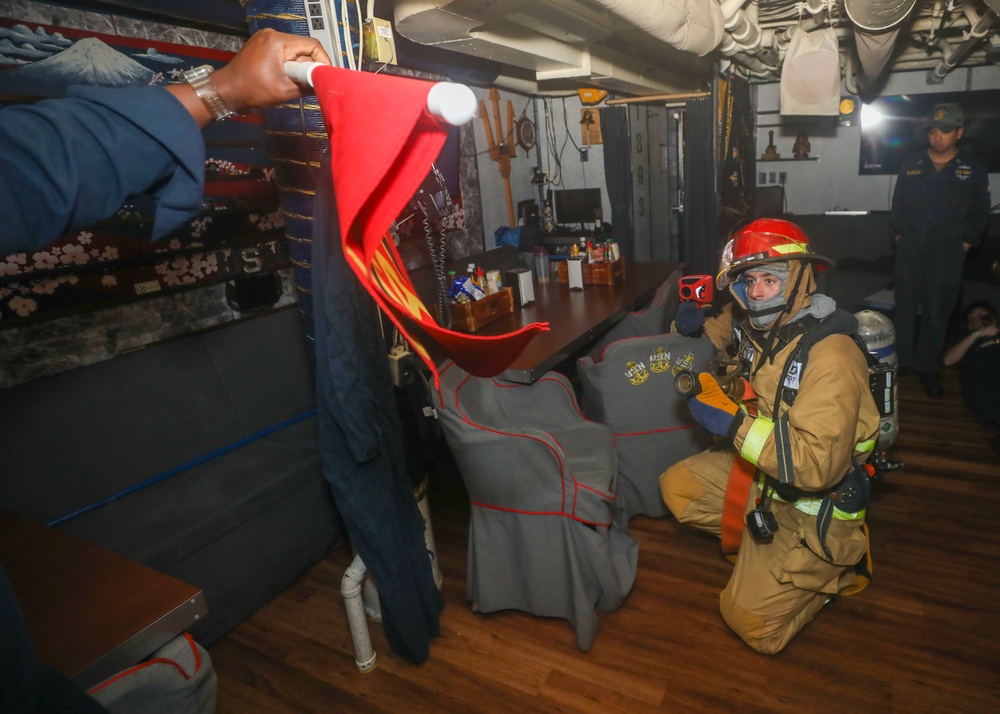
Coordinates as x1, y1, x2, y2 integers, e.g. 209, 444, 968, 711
0, 508, 208, 689
472, 260, 682, 383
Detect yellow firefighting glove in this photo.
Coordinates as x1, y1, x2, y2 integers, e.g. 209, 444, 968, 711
687, 372, 745, 439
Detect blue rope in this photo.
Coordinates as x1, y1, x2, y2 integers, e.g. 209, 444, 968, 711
47, 409, 317, 527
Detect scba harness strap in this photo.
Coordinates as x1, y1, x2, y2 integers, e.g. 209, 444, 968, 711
770, 310, 877, 555
732, 310, 877, 569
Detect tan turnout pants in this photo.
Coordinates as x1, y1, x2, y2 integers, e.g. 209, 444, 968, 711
660, 447, 868, 654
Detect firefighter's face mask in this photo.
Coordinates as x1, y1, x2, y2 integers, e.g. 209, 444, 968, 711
734, 263, 790, 330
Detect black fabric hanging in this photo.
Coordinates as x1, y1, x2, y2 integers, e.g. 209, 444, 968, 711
311, 156, 442, 664
600, 106, 635, 263
719, 73, 756, 238
682, 97, 722, 276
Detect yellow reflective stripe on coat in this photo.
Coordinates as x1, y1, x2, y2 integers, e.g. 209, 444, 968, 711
740, 416, 774, 465
764, 474, 867, 521
784, 496, 865, 521
856, 439, 876, 457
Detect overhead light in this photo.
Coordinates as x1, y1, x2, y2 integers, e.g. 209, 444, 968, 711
860, 102, 884, 128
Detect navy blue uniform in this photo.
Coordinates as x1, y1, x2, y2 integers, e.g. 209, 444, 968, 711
0, 85, 205, 257
891, 149, 991, 374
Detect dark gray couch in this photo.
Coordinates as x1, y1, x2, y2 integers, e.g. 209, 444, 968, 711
0, 307, 343, 645
793, 211, 1000, 316
791, 213, 896, 312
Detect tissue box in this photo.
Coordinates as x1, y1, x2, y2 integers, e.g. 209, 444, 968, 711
442, 287, 514, 332
554, 255, 626, 285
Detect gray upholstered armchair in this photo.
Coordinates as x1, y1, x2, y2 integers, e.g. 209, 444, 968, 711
578, 333, 717, 518
589, 267, 684, 358
432, 360, 638, 651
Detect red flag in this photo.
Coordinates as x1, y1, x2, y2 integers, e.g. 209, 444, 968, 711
310, 66, 548, 386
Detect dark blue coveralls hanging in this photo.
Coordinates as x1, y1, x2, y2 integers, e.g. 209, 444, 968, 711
311, 156, 443, 663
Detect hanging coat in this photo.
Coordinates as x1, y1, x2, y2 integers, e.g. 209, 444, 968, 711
312, 156, 442, 663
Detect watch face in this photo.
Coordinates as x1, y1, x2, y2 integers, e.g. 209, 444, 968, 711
516, 116, 536, 151
185, 65, 212, 82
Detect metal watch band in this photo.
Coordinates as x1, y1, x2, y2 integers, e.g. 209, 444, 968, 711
182, 64, 236, 122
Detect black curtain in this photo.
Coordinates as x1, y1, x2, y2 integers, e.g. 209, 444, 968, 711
600, 106, 635, 262
719, 73, 756, 237
682, 97, 721, 276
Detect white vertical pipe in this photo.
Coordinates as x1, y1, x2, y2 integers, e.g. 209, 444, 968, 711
341, 554, 377, 672
416, 488, 444, 590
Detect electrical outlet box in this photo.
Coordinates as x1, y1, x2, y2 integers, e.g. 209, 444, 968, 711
758, 171, 767, 185
779, 172, 788, 185
769, 172, 777, 184
580, 148, 589, 162
363, 17, 397, 65
304, 0, 347, 69
389, 349, 413, 387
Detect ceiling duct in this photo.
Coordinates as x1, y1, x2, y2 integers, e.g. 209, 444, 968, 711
845, 0, 919, 94
844, 0, 918, 31
392, 0, 713, 94
589, 0, 724, 55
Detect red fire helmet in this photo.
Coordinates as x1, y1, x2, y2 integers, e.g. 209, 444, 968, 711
717, 218, 832, 286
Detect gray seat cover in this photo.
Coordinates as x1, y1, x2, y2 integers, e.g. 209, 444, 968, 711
578, 332, 717, 518
590, 268, 684, 358
433, 361, 638, 651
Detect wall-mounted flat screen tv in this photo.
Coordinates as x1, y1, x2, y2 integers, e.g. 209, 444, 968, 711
858, 89, 1000, 175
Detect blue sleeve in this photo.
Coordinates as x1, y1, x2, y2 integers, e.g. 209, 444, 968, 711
0, 85, 205, 257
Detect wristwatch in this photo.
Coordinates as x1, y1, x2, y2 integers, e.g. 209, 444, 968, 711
182, 65, 236, 122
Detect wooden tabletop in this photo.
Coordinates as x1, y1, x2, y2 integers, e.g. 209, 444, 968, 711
0, 508, 207, 689
472, 260, 682, 383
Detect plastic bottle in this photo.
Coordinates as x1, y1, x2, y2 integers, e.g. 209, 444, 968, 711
533, 245, 550, 283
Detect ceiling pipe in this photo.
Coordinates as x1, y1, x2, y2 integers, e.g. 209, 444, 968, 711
890, 51, 990, 69
930, 6, 998, 80
718, 0, 766, 55
844, 46, 861, 96
730, 49, 776, 76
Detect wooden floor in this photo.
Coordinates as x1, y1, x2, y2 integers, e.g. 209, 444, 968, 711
209, 367, 999, 713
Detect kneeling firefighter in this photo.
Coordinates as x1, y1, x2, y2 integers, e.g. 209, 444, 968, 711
661, 218, 881, 654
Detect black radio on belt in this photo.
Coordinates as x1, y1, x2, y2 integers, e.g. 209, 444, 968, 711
746, 507, 778, 544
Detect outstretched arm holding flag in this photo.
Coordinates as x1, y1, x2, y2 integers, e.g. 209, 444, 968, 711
0, 29, 330, 256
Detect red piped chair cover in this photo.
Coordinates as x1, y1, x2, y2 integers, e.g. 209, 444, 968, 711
433, 360, 638, 651
578, 332, 717, 518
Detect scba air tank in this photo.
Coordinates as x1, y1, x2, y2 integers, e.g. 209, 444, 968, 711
855, 310, 898, 451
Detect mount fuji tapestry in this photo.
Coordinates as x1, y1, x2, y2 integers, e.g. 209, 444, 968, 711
0, 18, 286, 324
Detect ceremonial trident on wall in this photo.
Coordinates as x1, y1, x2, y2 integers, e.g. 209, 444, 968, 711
479, 87, 517, 228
